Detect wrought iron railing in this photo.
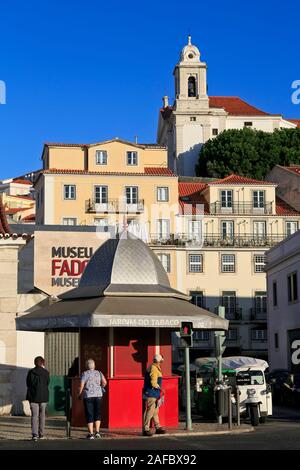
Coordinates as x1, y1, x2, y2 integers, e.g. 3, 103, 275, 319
149, 233, 286, 248
214, 306, 242, 320
250, 307, 267, 321
85, 199, 144, 213
210, 201, 273, 215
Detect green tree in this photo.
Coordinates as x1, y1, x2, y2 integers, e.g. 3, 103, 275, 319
195, 128, 300, 179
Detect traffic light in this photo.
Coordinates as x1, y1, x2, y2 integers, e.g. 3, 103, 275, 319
180, 322, 193, 337
180, 322, 193, 348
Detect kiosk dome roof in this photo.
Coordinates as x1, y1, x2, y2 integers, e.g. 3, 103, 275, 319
61, 231, 186, 299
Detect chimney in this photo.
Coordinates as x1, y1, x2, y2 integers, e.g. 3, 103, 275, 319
162, 96, 169, 108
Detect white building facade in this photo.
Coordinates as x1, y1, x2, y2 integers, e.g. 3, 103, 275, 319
266, 231, 300, 372
157, 36, 299, 176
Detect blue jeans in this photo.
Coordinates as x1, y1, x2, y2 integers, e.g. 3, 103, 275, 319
83, 397, 102, 424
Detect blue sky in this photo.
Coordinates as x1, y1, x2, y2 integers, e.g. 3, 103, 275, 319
0, 0, 299, 178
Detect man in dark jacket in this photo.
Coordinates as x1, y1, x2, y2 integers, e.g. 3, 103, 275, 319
26, 356, 50, 441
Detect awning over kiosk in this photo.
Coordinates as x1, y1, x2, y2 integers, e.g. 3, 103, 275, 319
16, 232, 228, 332
16, 295, 228, 331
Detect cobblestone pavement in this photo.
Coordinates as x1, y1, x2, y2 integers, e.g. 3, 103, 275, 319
0, 416, 253, 440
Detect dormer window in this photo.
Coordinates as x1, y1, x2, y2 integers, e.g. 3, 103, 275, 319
95, 150, 107, 165
188, 77, 196, 97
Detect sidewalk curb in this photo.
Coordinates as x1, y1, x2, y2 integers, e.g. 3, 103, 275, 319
149, 428, 254, 438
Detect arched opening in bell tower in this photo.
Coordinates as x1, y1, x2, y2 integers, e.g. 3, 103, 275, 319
188, 76, 196, 97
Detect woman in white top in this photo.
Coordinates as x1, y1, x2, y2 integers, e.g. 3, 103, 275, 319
78, 358, 107, 439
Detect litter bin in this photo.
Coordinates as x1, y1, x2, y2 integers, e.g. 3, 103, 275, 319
47, 376, 67, 415
215, 387, 230, 417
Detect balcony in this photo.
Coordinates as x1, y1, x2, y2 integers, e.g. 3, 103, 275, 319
250, 307, 267, 321
210, 202, 273, 215
214, 306, 242, 321
85, 199, 144, 214
149, 233, 286, 248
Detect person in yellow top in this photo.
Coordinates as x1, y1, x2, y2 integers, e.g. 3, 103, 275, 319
142, 354, 166, 436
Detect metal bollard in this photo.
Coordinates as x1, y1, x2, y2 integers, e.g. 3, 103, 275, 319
227, 386, 232, 430
65, 388, 72, 438
236, 386, 241, 426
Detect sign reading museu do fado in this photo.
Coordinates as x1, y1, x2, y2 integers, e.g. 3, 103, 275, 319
34, 228, 107, 295
51, 246, 93, 288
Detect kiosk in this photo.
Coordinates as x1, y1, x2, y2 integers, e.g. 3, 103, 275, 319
16, 232, 228, 429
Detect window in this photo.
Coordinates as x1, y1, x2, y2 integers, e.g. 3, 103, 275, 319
64, 185, 76, 200
254, 291, 267, 314
222, 291, 236, 316
251, 329, 267, 342
94, 218, 108, 231
221, 254, 235, 273
94, 186, 108, 204
157, 187, 169, 202
194, 330, 209, 341
95, 150, 107, 165
190, 291, 204, 307
273, 281, 278, 307
286, 221, 298, 237
157, 253, 171, 273
221, 221, 234, 239
188, 254, 203, 273
275, 333, 279, 349
157, 219, 170, 239
244, 122, 253, 127
126, 186, 138, 204
227, 329, 237, 341
221, 190, 233, 208
253, 221, 266, 238
126, 151, 138, 165
188, 220, 202, 239
254, 254, 266, 273
190, 116, 196, 122
253, 191, 265, 209
212, 128, 219, 136
188, 76, 196, 97
288, 272, 298, 302
62, 218, 77, 225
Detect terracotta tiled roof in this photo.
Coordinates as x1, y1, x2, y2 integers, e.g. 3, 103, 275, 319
208, 96, 274, 116
178, 182, 209, 215
0, 196, 11, 236
276, 197, 300, 216
281, 165, 300, 176
144, 167, 175, 176
208, 174, 276, 186
43, 168, 177, 177
22, 214, 35, 222
5, 207, 30, 214
179, 182, 207, 198
44, 139, 166, 150
160, 97, 279, 119
287, 119, 300, 128
7, 194, 34, 200
12, 179, 32, 185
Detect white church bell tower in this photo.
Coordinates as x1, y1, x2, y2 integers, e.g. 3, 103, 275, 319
157, 36, 212, 176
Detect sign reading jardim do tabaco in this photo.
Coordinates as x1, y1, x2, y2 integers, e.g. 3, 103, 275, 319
34, 229, 106, 295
